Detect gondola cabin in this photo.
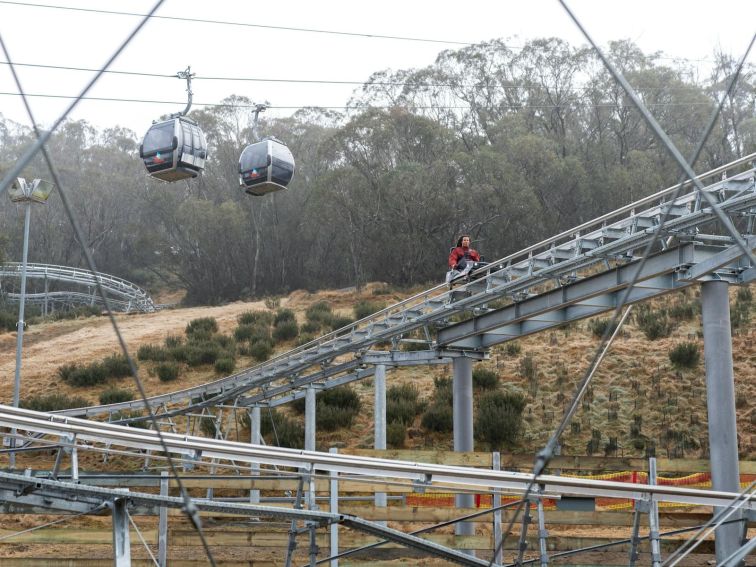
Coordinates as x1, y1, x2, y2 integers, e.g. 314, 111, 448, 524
139, 116, 207, 182
239, 137, 295, 196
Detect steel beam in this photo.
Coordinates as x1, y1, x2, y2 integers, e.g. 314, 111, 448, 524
702, 281, 744, 563
249, 406, 261, 504
111, 497, 131, 567
158, 472, 168, 567
438, 245, 704, 349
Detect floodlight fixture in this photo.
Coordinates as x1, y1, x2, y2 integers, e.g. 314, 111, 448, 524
8, 177, 55, 203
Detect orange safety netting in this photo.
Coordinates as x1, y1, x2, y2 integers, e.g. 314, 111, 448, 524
404, 473, 756, 510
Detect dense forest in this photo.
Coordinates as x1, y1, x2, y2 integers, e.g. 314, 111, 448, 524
1, 39, 754, 304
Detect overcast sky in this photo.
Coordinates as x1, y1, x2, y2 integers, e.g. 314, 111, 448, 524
0, 0, 754, 136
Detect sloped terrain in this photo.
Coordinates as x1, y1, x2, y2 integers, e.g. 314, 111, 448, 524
0, 283, 754, 460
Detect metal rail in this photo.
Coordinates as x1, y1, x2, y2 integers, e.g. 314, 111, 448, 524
1, 405, 754, 510
0, 262, 155, 312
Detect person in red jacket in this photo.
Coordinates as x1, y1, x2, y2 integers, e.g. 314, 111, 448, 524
448, 235, 480, 271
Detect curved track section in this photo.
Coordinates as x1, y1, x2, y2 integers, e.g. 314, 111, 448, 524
0, 263, 155, 312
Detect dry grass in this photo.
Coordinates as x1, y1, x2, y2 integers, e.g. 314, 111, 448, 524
0, 285, 754, 460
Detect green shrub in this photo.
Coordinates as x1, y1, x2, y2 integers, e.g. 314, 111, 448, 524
432, 377, 453, 406
387, 383, 424, 425
731, 299, 751, 331
321, 386, 361, 413
354, 300, 386, 320
0, 310, 17, 333
474, 391, 526, 449
296, 333, 316, 347
156, 362, 180, 382
387, 421, 407, 448
473, 368, 498, 390
635, 305, 673, 340
99, 388, 134, 405
137, 344, 168, 361
185, 317, 218, 337
387, 383, 420, 405
252, 324, 273, 342
185, 342, 222, 367
57, 363, 79, 382
669, 342, 700, 369
261, 409, 304, 449
587, 318, 618, 339
736, 287, 753, 305
668, 301, 697, 321
300, 321, 321, 334
60, 362, 108, 387
239, 310, 274, 326
274, 309, 296, 325
290, 396, 306, 414
505, 342, 521, 356
164, 334, 183, 348
234, 324, 256, 341
167, 344, 189, 363
421, 376, 455, 432
21, 393, 88, 412
199, 416, 217, 438
214, 357, 236, 374
317, 404, 356, 431
306, 302, 333, 325
519, 354, 536, 381
421, 403, 453, 432
273, 320, 299, 342
387, 397, 419, 425
330, 316, 354, 331
212, 334, 236, 356
249, 340, 274, 362
102, 353, 133, 378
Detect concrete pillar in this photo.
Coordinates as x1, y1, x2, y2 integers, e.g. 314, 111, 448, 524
453, 356, 475, 546
701, 281, 743, 563
249, 406, 261, 504
374, 364, 387, 518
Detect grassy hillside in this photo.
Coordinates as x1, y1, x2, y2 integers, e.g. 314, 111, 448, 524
2, 283, 754, 461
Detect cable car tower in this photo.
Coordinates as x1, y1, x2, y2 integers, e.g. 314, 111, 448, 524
239, 103, 295, 196
139, 67, 208, 182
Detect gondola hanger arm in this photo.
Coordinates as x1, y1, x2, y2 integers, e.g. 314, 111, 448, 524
252, 102, 268, 142
176, 66, 195, 117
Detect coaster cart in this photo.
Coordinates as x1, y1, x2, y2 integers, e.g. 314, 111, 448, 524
445, 259, 492, 289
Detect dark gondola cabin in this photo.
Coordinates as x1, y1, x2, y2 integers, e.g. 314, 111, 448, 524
140, 116, 207, 182
239, 137, 295, 196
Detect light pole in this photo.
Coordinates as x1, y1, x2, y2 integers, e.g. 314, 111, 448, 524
7, 177, 55, 469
